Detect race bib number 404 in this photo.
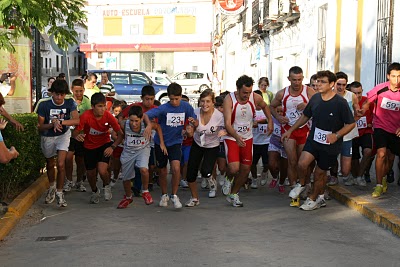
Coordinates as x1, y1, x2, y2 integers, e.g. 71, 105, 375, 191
313, 127, 332, 145
381, 97, 400, 111
166, 113, 185, 127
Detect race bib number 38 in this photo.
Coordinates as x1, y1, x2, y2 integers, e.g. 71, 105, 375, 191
313, 127, 332, 145
381, 97, 400, 111
166, 113, 185, 127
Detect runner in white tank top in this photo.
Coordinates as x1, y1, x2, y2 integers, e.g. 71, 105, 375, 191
223, 75, 273, 207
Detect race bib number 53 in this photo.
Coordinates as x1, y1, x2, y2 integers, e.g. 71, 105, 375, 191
166, 113, 185, 127
313, 127, 332, 145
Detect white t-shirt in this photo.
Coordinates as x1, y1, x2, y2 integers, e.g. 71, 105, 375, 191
193, 108, 225, 148
0, 84, 11, 96
252, 109, 270, 145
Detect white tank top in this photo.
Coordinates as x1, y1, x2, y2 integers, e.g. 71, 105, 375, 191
193, 108, 225, 148
252, 109, 271, 145
282, 85, 309, 127
123, 120, 150, 152
226, 92, 256, 141
342, 91, 359, 141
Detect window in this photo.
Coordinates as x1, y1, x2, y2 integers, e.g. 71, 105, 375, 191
175, 15, 196, 34
74, 57, 77, 69
103, 17, 123, 36
144, 16, 163, 35
110, 73, 130, 84
98, 52, 103, 59
56, 55, 59, 72
131, 74, 149, 85
49, 58, 52, 69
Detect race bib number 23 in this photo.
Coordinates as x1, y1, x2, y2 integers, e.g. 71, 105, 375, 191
166, 113, 185, 127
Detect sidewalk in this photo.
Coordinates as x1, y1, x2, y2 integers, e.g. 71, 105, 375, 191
327, 175, 400, 237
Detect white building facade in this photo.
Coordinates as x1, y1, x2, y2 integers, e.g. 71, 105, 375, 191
81, 0, 214, 76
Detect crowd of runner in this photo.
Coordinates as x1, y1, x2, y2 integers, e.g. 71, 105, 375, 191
2, 64, 399, 211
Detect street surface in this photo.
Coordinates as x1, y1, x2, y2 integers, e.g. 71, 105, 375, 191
0, 175, 399, 267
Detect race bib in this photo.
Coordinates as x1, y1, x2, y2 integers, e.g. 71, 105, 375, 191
313, 127, 332, 145
89, 127, 105, 135
127, 135, 146, 147
234, 122, 251, 134
166, 112, 185, 127
356, 116, 367, 129
381, 97, 400, 111
287, 108, 302, 121
258, 124, 268, 134
273, 123, 281, 137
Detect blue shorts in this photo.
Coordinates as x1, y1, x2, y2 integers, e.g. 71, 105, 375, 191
155, 143, 182, 168
341, 140, 352, 157
181, 144, 191, 166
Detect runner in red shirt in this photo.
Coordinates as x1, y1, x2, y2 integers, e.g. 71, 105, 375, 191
73, 93, 123, 204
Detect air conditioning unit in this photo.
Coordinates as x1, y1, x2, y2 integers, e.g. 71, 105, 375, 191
279, 0, 291, 15
269, 0, 279, 19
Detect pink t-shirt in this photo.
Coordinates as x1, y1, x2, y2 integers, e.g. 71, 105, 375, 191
367, 81, 400, 134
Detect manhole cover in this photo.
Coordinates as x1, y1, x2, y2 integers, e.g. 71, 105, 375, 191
36, 236, 69, 241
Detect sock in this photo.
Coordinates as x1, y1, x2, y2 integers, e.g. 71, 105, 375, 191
319, 194, 324, 200
272, 178, 278, 181
142, 189, 149, 193
126, 195, 133, 199
376, 184, 383, 187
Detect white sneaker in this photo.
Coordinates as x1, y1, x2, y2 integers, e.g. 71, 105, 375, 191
284, 178, 290, 186
45, 185, 56, 204
63, 180, 74, 192
208, 178, 217, 198
159, 194, 170, 207
179, 179, 189, 188
251, 178, 258, 189
300, 184, 311, 200
226, 193, 243, 207
289, 183, 305, 199
317, 196, 327, 207
221, 177, 233, 196
75, 181, 87, 192
217, 175, 225, 186
201, 177, 209, 189
56, 192, 67, 207
260, 171, 268, 186
104, 185, 112, 201
109, 179, 117, 187
185, 197, 200, 207
345, 177, 356, 186
90, 189, 101, 204
170, 194, 182, 209
299, 197, 321, 210
356, 176, 367, 187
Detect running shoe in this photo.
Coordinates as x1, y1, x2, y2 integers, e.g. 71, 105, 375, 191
170, 194, 182, 209
218, 175, 225, 186
45, 185, 57, 204
117, 196, 133, 209
250, 178, 258, 189
142, 191, 153, 205
221, 177, 233, 196
75, 181, 87, 192
179, 179, 189, 188
290, 197, 300, 207
324, 190, 331, 200
226, 193, 243, 207
299, 197, 321, 211
278, 185, 285, 194
159, 194, 170, 207
344, 176, 356, 186
318, 196, 327, 207
372, 186, 383, 198
269, 179, 278, 189
260, 171, 268, 186
387, 169, 394, 183
382, 177, 388, 193
63, 180, 74, 192
185, 198, 200, 207
356, 176, 367, 187
327, 176, 338, 186
90, 189, 101, 204
104, 185, 112, 201
109, 178, 117, 187
201, 177, 209, 189
300, 184, 311, 200
56, 192, 67, 208
289, 183, 305, 199
208, 178, 217, 198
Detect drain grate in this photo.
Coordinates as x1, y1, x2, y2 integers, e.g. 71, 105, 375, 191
36, 236, 69, 241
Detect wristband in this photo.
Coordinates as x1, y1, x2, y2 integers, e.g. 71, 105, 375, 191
111, 145, 116, 150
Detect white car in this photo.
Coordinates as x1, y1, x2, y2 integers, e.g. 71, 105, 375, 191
145, 72, 172, 86
170, 71, 211, 93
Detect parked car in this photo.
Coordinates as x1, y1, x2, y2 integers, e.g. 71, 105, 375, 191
170, 71, 211, 93
144, 72, 172, 86
88, 70, 168, 104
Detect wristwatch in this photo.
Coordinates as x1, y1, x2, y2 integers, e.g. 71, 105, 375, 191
335, 133, 341, 139
111, 145, 116, 150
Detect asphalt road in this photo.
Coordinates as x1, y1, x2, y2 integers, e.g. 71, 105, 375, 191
0, 177, 399, 267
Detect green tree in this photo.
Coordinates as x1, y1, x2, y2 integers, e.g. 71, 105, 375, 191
0, 0, 87, 52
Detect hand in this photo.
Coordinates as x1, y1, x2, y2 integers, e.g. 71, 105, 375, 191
9, 146, 19, 159
188, 117, 198, 128
10, 119, 24, 131
144, 124, 152, 140
217, 129, 227, 137
326, 133, 337, 144
185, 125, 194, 136
235, 136, 246, 147
75, 133, 86, 142
9, 74, 17, 82
396, 128, 400, 137
53, 120, 63, 132
355, 109, 364, 117
104, 147, 113, 157
296, 103, 307, 111
0, 118, 8, 130
160, 143, 168, 155
277, 115, 289, 125
281, 131, 292, 142
267, 121, 273, 136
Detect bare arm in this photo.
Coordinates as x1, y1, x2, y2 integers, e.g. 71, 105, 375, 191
327, 122, 356, 144
0, 141, 19, 164
352, 94, 363, 120
270, 90, 289, 124
143, 113, 153, 140
153, 122, 167, 155
38, 115, 55, 132
222, 93, 244, 146
6, 75, 17, 96
0, 106, 24, 131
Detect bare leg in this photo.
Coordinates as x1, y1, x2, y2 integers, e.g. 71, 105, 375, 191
170, 160, 181, 195
56, 151, 68, 191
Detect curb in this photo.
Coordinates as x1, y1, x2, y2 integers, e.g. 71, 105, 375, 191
0, 173, 48, 241
327, 185, 400, 238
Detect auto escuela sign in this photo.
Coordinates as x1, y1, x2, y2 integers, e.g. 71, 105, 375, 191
216, 0, 245, 16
